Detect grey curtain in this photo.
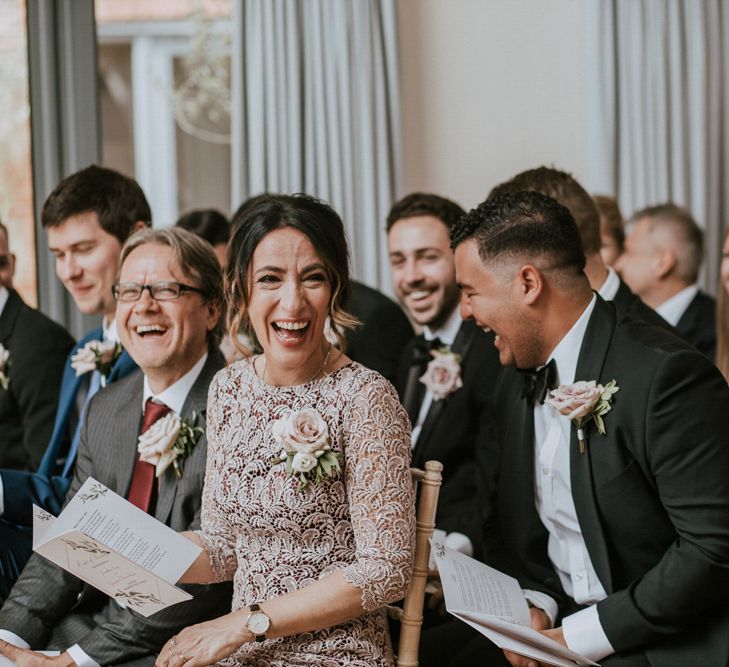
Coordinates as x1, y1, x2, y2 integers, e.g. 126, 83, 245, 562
27, 0, 101, 337
231, 0, 402, 291
586, 0, 729, 293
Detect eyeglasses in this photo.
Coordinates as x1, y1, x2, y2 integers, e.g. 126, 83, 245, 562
112, 281, 205, 302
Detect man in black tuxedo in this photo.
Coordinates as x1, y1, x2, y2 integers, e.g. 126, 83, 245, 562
427, 191, 729, 667
387, 192, 500, 555
0, 222, 75, 471
616, 203, 716, 358
344, 280, 413, 386
490, 167, 672, 332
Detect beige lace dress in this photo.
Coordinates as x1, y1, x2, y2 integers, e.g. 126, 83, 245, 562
199, 358, 415, 666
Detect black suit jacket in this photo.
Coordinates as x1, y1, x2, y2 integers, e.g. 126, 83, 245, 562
612, 278, 674, 333
480, 297, 729, 666
345, 281, 413, 386
0, 352, 232, 664
675, 290, 716, 359
397, 319, 501, 553
0, 289, 74, 470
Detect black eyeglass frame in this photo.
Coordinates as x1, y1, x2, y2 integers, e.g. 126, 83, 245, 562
112, 281, 206, 302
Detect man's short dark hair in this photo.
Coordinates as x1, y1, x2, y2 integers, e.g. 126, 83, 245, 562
176, 209, 230, 245
451, 191, 586, 275
41, 165, 152, 243
386, 192, 465, 232
489, 167, 601, 255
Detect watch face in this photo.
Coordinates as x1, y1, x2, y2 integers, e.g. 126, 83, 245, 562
248, 610, 270, 635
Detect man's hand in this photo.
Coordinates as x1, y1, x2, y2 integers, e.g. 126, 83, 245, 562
0, 643, 74, 667
502, 607, 567, 667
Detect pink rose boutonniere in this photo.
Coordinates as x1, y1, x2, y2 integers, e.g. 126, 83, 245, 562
71, 340, 123, 386
137, 412, 203, 478
420, 347, 463, 401
546, 380, 619, 453
270, 407, 341, 489
0, 343, 10, 390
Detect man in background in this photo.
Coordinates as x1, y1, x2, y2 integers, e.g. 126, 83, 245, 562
0, 220, 74, 471
0, 222, 16, 288
616, 203, 716, 358
0, 165, 150, 600
387, 192, 500, 555
490, 167, 673, 332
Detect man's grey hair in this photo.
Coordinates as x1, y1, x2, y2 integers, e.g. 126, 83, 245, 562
630, 203, 704, 284
119, 227, 225, 348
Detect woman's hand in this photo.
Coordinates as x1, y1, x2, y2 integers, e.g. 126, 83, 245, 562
155, 613, 248, 667
0, 643, 73, 667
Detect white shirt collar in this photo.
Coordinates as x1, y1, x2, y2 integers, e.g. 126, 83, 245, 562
545, 295, 597, 386
142, 352, 208, 415
103, 318, 119, 343
597, 267, 621, 302
655, 284, 699, 326
0, 287, 8, 318
423, 305, 462, 347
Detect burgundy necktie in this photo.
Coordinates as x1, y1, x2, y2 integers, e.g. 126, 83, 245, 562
127, 399, 171, 512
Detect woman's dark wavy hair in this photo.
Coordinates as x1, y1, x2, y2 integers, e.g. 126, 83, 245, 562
226, 193, 358, 354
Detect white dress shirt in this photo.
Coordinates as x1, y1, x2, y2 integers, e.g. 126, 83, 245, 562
1, 352, 208, 667
596, 266, 621, 301
655, 284, 699, 326
525, 296, 615, 662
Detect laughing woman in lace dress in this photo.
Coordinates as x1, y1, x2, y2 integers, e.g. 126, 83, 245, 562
156, 194, 415, 667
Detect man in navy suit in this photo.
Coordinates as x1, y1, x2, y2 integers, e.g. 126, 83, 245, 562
423, 191, 729, 667
0, 165, 151, 600
616, 203, 716, 358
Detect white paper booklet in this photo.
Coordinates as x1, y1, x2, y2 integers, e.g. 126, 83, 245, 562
431, 540, 600, 667
32, 477, 202, 617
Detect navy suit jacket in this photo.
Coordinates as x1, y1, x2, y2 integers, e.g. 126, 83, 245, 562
0, 327, 137, 525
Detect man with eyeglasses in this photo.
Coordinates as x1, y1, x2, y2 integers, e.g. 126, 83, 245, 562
0, 227, 232, 667
0, 166, 150, 602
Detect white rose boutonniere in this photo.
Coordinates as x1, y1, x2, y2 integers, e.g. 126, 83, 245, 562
420, 347, 463, 401
137, 412, 203, 478
71, 340, 123, 385
546, 380, 619, 453
0, 343, 10, 390
270, 407, 340, 489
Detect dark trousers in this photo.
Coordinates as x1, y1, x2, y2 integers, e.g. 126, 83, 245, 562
0, 520, 32, 605
419, 618, 650, 667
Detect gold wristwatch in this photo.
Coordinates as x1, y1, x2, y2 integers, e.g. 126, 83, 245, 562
244, 603, 270, 642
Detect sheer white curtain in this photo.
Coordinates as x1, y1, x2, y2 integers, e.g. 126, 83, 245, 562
586, 0, 729, 292
230, 0, 401, 290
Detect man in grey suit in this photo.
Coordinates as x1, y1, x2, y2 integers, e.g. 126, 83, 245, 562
0, 227, 232, 666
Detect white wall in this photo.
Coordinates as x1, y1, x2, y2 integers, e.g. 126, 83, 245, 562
398, 0, 588, 210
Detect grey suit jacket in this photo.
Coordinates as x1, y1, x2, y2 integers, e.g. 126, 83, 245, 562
0, 351, 232, 665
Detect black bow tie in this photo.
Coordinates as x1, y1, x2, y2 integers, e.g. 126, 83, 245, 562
519, 359, 557, 404
412, 337, 444, 366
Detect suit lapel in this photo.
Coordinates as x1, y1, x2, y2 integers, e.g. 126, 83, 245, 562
0, 289, 22, 343
154, 352, 222, 524
414, 321, 476, 465
116, 374, 145, 500
569, 297, 616, 594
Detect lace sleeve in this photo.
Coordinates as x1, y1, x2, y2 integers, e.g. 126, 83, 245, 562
196, 370, 238, 582
341, 373, 416, 612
